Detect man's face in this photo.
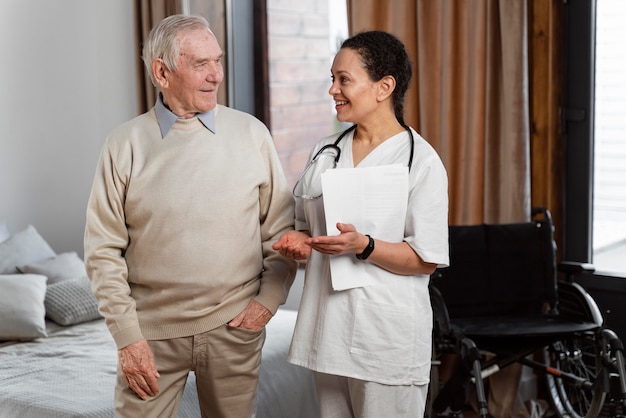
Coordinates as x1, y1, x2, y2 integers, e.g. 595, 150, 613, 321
160, 28, 224, 118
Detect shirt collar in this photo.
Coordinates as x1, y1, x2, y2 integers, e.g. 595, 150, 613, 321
154, 93, 216, 138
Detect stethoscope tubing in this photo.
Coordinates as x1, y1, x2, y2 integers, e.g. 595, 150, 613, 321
292, 124, 415, 199
332, 124, 415, 171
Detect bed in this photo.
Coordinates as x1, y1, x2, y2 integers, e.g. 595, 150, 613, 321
0, 309, 317, 418
0, 224, 318, 418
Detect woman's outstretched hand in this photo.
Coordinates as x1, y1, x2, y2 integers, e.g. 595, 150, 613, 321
304, 223, 369, 256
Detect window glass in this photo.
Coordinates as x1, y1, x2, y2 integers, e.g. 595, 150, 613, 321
593, 0, 626, 275
266, 0, 348, 187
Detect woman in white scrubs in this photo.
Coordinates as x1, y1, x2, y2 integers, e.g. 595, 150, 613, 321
273, 30, 449, 418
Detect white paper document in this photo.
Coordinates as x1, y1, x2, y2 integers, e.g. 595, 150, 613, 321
321, 164, 409, 290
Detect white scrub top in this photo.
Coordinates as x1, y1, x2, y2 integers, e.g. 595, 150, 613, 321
287, 127, 449, 385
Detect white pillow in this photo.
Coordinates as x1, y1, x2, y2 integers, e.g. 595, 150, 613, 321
0, 225, 56, 274
0, 274, 48, 340
18, 251, 87, 285
0, 221, 9, 243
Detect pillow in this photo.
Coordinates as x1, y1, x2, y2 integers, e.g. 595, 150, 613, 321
0, 221, 9, 243
0, 274, 48, 340
0, 225, 55, 274
18, 251, 87, 285
44, 276, 101, 326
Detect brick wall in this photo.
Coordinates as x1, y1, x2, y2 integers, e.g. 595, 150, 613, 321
267, 0, 337, 187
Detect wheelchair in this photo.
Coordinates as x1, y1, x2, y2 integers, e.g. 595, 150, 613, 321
428, 207, 626, 418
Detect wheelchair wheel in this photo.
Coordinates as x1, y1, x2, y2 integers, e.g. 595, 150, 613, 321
544, 332, 606, 418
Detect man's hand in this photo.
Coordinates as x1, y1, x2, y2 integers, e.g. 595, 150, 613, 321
228, 299, 273, 332
272, 230, 312, 260
118, 339, 160, 400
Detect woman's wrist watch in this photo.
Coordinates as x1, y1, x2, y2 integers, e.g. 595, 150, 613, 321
356, 234, 375, 260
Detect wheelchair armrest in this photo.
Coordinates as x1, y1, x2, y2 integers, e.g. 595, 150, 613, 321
429, 284, 452, 336
558, 261, 595, 282
557, 281, 604, 326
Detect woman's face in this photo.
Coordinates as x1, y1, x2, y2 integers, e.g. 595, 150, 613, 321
328, 48, 380, 124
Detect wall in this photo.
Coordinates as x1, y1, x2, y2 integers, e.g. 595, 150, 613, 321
0, 1, 139, 255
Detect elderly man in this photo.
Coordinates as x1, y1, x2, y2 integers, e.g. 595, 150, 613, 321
84, 14, 296, 418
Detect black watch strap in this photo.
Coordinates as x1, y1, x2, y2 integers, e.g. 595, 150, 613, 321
355, 234, 375, 260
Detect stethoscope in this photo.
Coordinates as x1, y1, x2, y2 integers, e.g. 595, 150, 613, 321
292, 124, 415, 199
331, 124, 415, 171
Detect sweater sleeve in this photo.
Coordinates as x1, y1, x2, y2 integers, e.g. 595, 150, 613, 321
84, 139, 143, 349
253, 132, 298, 314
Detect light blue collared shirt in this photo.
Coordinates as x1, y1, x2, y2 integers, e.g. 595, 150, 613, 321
154, 93, 216, 138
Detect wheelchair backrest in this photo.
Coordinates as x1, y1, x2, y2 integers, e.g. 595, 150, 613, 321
433, 215, 557, 319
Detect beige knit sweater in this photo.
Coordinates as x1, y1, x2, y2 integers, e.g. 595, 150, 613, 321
84, 105, 297, 349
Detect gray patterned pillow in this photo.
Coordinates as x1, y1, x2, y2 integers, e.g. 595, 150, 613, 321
44, 276, 101, 326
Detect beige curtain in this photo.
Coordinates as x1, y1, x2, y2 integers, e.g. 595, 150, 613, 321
348, 1, 535, 416
136, 0, 183, 113
348, 0, 531, 226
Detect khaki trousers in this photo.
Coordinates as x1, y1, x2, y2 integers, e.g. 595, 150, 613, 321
314, 371, 428, 418
114, 325, 265, 418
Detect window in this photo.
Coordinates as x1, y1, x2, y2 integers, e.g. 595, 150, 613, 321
562, 0, 626, 341
592, 0, 626, 275
266, 0, 348, 187
564, 0, 626, 278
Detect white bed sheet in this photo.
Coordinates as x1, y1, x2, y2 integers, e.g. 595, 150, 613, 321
0, 309, 318, 418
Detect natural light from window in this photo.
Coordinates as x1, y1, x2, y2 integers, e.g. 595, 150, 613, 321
593, 0, 626, 275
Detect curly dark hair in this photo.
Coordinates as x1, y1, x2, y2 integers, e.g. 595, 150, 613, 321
341, 31, 412, 126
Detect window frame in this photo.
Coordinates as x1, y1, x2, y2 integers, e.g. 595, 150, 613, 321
563, 0, 626, 340
562, 0, 596, 264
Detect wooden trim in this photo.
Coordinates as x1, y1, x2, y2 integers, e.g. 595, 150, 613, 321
529, 0, 565, 255
253, 0, 271, 128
